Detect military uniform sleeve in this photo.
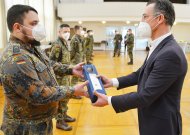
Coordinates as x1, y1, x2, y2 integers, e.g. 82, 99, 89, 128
1, 54, 74, 105
84, 37, 90, 46
127, 35, 134, 44
49, 43, 61, 61
70, 40, 77, 61
51, 61, 73, 75
120, 35, 123, 41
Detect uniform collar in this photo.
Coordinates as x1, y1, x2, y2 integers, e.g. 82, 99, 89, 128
9, 35, 35, 53
58, 37, 67, 46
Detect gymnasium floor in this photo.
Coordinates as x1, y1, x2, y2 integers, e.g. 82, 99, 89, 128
0, 50, 189, 135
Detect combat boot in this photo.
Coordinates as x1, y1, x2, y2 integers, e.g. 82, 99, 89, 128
65, 114, 76, 122
128, 59, 133, 65
56, 120, 72, 131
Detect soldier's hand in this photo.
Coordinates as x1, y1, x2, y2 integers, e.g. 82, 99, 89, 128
73, 81, 89, 97
97, 75, 113, 88
72, 62, 85, 78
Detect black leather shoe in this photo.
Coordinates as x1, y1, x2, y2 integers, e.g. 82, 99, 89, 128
65, 115, 76, 122
56, 120, 72, 131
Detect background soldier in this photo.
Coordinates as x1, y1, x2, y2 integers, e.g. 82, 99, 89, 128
50, 24, 75, 131
0, 5, 88, 135
84, 30, 94, 64
113, 30, 122, 57
126, 29, 134, 65
70, 25, 85, 88
124, 31, 129, 53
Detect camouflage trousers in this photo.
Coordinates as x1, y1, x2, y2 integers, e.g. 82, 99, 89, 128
86, 48, 92, 62
1, 119, 53, 135
114, 43, 121, 56
56, 76, 70, 120
127, 45, 134, 61
71, 76, 78, 86
83, 53, 86, 62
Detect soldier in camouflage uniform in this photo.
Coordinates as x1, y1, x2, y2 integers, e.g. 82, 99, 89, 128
113, 30, 122, 57
0, 5, 88, 135
124, 32, 129, 53
70, 25, 85, 87
84, 30, 94, 64
49, 24, 75, 131
125, 29, 134, 65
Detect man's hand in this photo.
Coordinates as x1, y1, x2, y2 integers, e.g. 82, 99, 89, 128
92, 91, 108, 107
72, 62, 85, 78
97, 75, 113, 88
73, 81, 89, 97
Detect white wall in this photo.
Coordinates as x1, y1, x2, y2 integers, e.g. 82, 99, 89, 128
60, 22, 190, 43
59, 21, 133, 42
172, 23, 190, 42
58, 2, 190, 22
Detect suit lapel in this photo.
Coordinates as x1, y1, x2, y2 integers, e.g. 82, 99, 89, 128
139, 35, 174, 78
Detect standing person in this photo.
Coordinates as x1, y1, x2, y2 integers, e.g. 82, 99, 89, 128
126, 29, 134, 65
84, 30, 94, 64
92, 1, 187, 135
70, 25, 85, 99
50, 24, 75, 131
113, 30, 122, 57
89, 30, 94, 61
0, 5, 88, 135
124, 31, 129, 54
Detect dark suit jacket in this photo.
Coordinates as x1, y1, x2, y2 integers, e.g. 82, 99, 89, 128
111, 35, 187, 135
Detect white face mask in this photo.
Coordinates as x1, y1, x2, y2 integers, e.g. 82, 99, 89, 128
89, 32, 93, 36
84, 33, 88, 38
62, 32, 70, 41
137, 16, 160, 38
136, 22, 152, 38
21, 24, 46, 41
80, 30, 85, 36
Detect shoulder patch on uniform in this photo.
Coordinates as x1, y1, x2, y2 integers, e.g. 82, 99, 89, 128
12, 43, 21, 55
13, 54, 27, 65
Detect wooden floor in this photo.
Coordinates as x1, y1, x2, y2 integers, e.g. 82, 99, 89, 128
0, 50, 190, 135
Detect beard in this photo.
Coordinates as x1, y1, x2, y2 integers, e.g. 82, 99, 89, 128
21, 29, 41, 46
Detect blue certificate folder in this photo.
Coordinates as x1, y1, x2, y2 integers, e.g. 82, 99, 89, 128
83, 64, 106, 103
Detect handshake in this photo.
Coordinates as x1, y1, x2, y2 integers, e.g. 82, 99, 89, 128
72, 63, 112, 107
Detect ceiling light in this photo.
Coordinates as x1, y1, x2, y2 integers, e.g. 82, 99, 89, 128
102, 21, 106, 24
78, 21, 83, 24
126, 21, 131, 24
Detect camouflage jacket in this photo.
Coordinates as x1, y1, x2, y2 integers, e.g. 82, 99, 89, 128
49, 37, 70, 65
84, 35, 94, 51
70, 34, 84, 64
126, 33, 134, 45
114, 34, 122, 45
0, 36, 74, 124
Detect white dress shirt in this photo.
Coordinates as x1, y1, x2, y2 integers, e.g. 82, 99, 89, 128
108, 32, 172, 105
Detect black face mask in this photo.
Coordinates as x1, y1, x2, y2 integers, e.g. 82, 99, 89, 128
29, 39, 41, 46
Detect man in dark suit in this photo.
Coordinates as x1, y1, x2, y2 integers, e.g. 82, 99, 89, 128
92, 0, 188, 135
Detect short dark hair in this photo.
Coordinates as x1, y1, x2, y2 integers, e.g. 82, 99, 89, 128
74, 25, 82, 31
87, 30, 92, 33
147, 0, 175, 26
60, 24, 70, 29
128, 29, 132, 32
7, 4, 38, 32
